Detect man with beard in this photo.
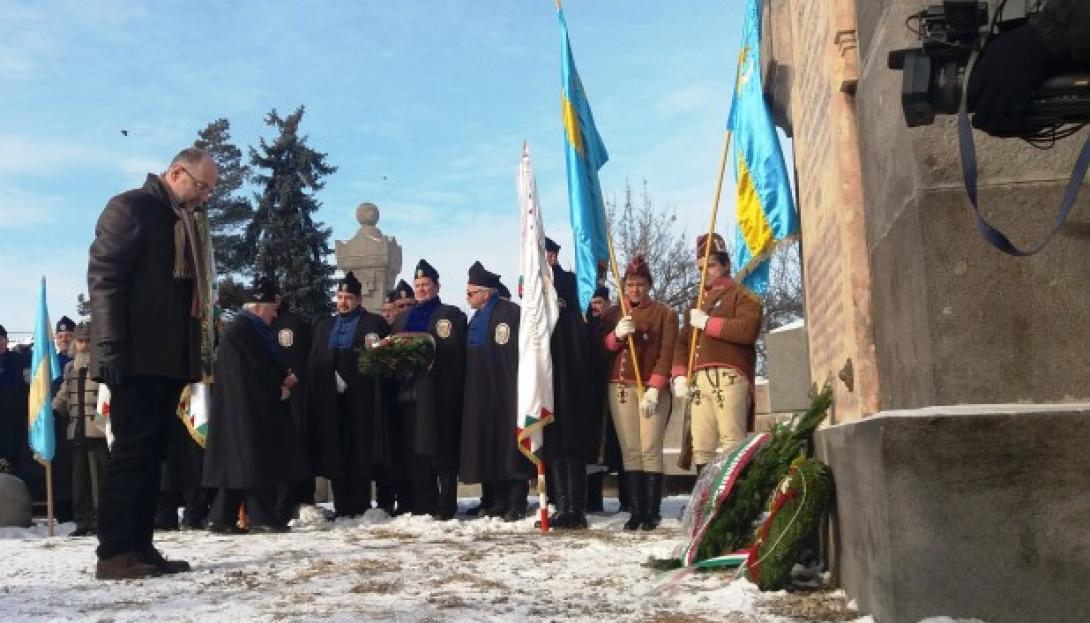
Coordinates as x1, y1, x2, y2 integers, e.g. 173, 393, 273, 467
203, 279, 304, 533
269, 296, 314, 521
539, 238, 598, 529
88, 147, 217, 579
306, 272, 393, 518
459, 262, 532, 522
390, 259, 466, 519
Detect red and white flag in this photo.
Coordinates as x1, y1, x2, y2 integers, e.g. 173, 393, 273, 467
516, 142, 559, 464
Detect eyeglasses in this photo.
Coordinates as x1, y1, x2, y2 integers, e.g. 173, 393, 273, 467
180, 167, 214, 193
466, 289, 485, 297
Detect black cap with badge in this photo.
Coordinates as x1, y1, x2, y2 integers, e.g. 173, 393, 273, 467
467, 261, 502, 289
55, 316, 75, 334
337, 271, 363, 296
250, 276, 279, 303
414, 259, 439, 282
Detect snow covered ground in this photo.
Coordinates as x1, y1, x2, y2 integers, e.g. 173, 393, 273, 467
1, 497, 864, 622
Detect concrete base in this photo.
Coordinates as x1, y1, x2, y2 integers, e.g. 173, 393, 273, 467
815, 404, 1090, 623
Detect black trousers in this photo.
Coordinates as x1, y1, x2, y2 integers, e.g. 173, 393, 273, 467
95, 376, 185, 559
330, 474, 370, 518
72, 438, 109, 530
209, 487, 279, 527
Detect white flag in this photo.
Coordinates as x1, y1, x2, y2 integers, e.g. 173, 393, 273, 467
516, 143, 559, 464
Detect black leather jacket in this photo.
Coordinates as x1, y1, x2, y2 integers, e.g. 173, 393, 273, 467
87, 174, 201, 382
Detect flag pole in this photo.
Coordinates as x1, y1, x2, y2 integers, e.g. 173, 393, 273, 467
687, 129, 733, 378
606, 231, 645, 399
679, 129, 733, 471
46, 460, 54, 537
537, 462, 549, 533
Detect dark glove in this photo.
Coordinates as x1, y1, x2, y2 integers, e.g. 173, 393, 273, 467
967, 24, 1054, 135
95, 342, 130, 388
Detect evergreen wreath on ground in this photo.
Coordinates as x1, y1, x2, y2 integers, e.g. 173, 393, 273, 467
745, 456, 833, 590
647, 384, 833, 573
358, 332, 435, 377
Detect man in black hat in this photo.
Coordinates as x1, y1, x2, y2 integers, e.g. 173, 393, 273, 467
269, 295, 314, 520
459, 262, 533, 522
380, 291, 398, 326
392, 279, 415, 315
540, 236, 598, 529
586, 285, 622, 514
305, 272, 395, 518
203, 278, 305, 533
390, 259, 466, 519
46, 315, 77, 522
0, 323, 30, 475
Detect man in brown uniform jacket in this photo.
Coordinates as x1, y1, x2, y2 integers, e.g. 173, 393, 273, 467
671, 234, 762, 476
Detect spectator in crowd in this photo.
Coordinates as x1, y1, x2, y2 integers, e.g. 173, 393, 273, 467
52, 321, 108, 537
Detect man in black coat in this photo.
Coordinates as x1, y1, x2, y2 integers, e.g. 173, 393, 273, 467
0, 324, 29, 475
306, 272, 393, 518
203, 279, 304, 532
269, 297, 314, 519
543, 237, 598, 529
459, 262, 533, 522
390, 259, 466, 519
87, 147, 217, 579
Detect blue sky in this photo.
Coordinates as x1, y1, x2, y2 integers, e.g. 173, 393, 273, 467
0, 1, 756, 335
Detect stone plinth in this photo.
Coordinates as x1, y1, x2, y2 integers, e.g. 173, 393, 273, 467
0, 474, 32, 527
816, 404, 1090, 623
766, 322, 811, 412
334, 202, 403, 312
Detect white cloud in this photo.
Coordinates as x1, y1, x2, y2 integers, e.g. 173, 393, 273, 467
0, 248, 87, 335
0, 136, 163, 179
0, 186, 61, 229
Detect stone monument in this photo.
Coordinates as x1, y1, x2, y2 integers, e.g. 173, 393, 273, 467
764, 1, 1090, 621
334, 202, 402, 312
0, 473, 33, 527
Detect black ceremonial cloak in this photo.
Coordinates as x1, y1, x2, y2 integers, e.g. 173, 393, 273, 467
203, 314, 306, 489
543, 266, 599, 463
306, 310, 393, 479
391, 299, 467, 474
459, 298, 533, 483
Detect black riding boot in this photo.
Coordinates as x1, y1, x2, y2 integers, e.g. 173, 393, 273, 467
564, 458, 588, 529
641, 472, 664, 531
434, 472, 458, 520
585, 470, 604, 513
548, 460, 571, 528
503, 479, 529, 522
623, 471, 645, 531
483, 481, 509, 518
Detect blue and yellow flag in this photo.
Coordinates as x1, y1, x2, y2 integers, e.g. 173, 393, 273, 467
728, 0, 799, 297
559, 8, 610, 314
27, 277, 61, 462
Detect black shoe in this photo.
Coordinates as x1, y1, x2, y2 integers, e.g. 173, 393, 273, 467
641, 472, 664, 531
96, 552, 161, 581
139, 547, 192, 574
548, 460, 571, 529
622, 471, 645, 531
69, 525, 94, 538
248, 524, 291, 534
503, 506, 526, 522
207, 522, 247, 535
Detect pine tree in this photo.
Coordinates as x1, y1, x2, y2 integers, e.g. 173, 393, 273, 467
193, 118, 254, 278
248, 106, 337, 323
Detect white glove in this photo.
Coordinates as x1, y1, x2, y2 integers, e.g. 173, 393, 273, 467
689, 308, 709, 331
614, 316, 635, 340
671, 376, 691, 401
334, 371, 347, 394
639, 387, 660, 418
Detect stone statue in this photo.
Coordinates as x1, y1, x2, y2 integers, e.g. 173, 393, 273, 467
334, 202, 402, 312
